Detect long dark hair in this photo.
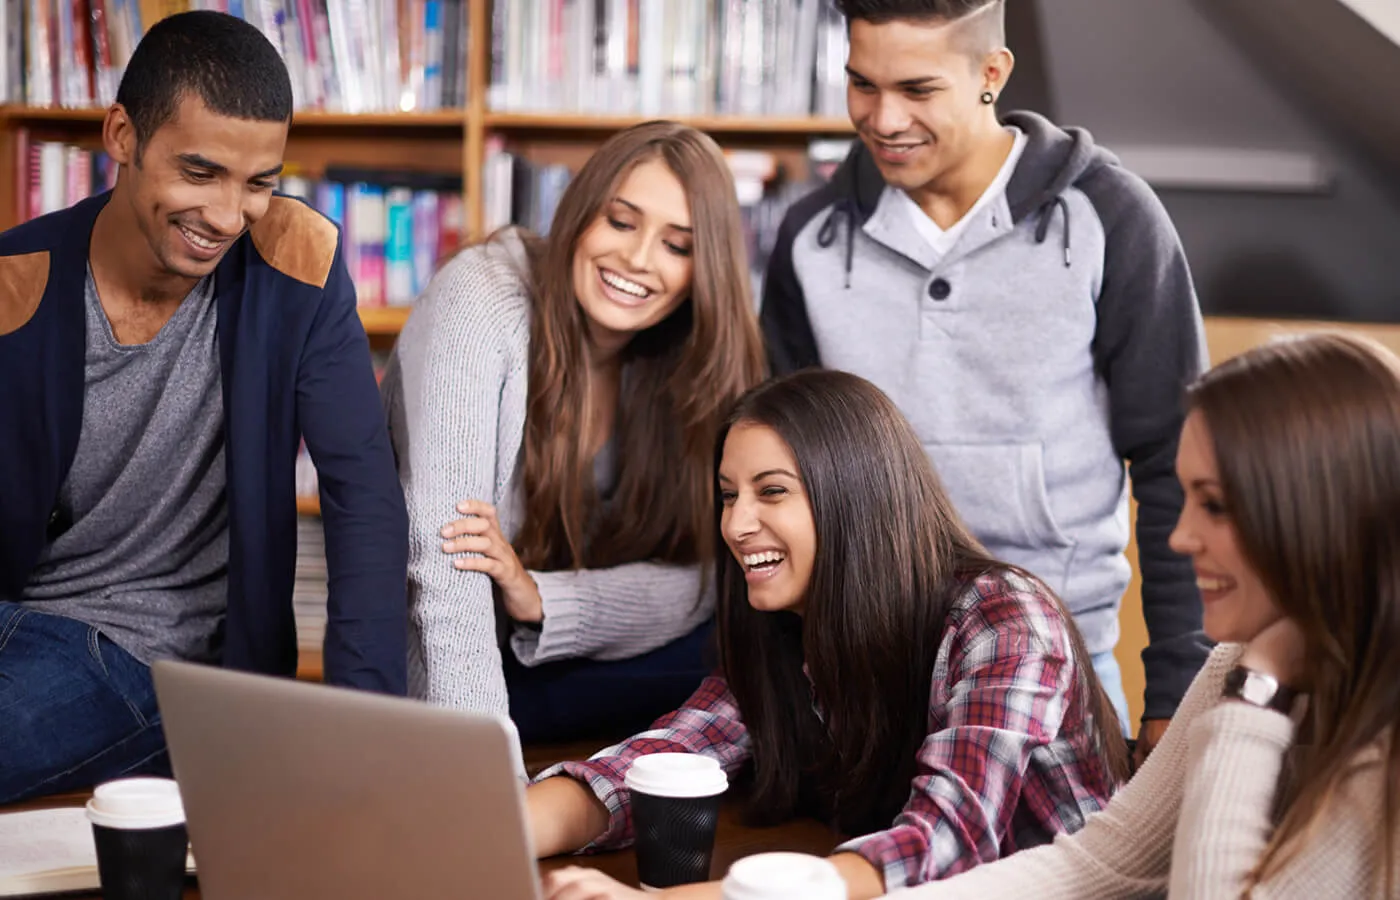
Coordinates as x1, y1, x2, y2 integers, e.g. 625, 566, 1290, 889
1188, 334, 1400, 894
715, 370, 1127, 835
513, 121, 766, 572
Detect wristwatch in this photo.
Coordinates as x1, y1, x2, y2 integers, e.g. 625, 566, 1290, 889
1222, 665, 1298, 714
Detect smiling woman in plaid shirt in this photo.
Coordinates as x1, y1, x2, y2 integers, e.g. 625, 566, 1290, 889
528, 370, 1128, 899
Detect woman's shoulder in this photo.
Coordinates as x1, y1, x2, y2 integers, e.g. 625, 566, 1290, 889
949, 568, 1064, 634
409, 228, 534, 340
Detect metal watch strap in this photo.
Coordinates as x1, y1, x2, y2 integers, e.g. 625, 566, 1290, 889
1222, 665, 1298, 714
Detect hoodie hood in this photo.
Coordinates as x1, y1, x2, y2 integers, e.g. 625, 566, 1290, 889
830, 109, 1120, 223
817, 110, 1122, 279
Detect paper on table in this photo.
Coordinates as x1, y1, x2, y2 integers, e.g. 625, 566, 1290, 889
0, 806, 195, 897
0, 807, 101, 895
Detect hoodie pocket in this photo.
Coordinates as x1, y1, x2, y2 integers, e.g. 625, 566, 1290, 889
924, 442, 1075, 585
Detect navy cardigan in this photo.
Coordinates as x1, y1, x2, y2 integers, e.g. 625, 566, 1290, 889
0, 192, 408, 694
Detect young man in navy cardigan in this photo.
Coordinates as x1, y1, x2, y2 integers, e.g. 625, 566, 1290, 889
0, 12, 408, 802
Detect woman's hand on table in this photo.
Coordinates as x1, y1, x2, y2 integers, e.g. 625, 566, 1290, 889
541, 867, 719, 900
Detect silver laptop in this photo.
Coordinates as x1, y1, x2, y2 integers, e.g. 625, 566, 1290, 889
152, 660, 540, 900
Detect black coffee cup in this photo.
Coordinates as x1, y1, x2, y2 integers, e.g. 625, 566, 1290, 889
624, 753, 728, 890
85, 778, 189, 900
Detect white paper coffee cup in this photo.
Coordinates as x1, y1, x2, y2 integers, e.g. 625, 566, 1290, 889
85, 777, 186, 830
623, 753, 729, 799
721, 852, 845, 900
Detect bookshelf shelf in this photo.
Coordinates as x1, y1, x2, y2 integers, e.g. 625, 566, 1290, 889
296, 495, 321, 517
484, 111, 854, 135
0, 106, 469, 129
358, 306, 413, 335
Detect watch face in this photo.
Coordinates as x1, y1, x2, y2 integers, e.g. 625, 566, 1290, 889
1239, 672, 1277, 706
1227, 666, 1289, 711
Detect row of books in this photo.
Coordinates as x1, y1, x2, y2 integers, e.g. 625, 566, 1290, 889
293, 515, 328, 649
3, 0, 469, 112
19, 138, 117, 221
489, 0, 849, 118
278, 168, 466, 307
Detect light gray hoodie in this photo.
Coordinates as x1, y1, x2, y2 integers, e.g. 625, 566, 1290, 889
761, 111, 1211, 720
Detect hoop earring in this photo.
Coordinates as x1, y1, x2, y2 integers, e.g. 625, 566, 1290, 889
980, 90, 996, 105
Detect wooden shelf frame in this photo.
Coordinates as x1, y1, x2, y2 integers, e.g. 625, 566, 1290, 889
357, 306, 413, 335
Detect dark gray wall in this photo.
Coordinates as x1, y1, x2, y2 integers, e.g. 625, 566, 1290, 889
1028, 0, 1400, 321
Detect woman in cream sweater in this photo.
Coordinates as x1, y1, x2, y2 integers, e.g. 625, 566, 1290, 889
894, 332, 1400, 899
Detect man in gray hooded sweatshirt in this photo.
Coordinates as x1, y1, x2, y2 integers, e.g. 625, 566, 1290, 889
762, 0, 1210, 765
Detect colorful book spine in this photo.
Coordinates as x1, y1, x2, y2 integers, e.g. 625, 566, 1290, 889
384, 186, 414, 306
410, 189, 440, 296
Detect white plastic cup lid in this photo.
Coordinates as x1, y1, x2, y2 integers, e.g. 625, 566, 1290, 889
721, 853, 845, 900
623, 753, 728, 799
86, 778, 186, 830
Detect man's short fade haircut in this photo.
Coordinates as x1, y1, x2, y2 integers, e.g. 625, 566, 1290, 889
116, 10, 293, 150
836, 0, 1006, 58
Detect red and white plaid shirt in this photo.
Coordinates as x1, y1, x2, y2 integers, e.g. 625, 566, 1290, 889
535, 570, 1117, 890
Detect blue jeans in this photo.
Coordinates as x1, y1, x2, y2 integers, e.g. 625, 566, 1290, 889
0, 603, 170, 804
1091, 649, 1132, 737
504, 622, 714, 744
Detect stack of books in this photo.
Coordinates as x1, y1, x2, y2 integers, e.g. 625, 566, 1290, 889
293, 515, 328, 652
488, 0, 849, 118
16, 140, 117, 221
278, 168, 465, 309
7, 0, 469, 112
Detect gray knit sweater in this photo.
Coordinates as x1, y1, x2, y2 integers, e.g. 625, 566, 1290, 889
380, 230, 712, 715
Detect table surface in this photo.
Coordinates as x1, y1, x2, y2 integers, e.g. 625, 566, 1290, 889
7, 792, 839, 897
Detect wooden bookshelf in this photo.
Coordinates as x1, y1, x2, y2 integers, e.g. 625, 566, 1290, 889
0, 0, 856, 336
358, 306, 413, 335
1, 0, 858, 520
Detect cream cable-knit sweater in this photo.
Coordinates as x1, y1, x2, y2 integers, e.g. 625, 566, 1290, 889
890, 642, 1396, 899
380, 231, 713, 715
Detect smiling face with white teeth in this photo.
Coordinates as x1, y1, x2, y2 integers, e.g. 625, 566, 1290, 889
718, 422, 817, 615
1169, 410, 1284, 644
845, 12, 1012, 211
104, 92, 287, 284
571, 157, 695, 358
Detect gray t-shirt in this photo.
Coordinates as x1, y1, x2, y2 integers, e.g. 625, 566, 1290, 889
22, 268, 229, 665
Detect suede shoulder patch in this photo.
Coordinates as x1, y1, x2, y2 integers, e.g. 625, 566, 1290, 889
0, 251, 51, 336
250, 196, 338, 289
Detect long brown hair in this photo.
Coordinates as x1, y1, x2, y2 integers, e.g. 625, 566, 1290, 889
513, 121, 765, 572
1189, 334, 1400, 893
715, 370, 1127, 835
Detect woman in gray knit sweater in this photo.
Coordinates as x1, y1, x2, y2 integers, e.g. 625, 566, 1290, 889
895, 333, 1400, 899
380, 122, 765, 741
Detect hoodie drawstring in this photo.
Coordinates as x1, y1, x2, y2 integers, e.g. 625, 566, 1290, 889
816, 199, 856, 289
1034, 195, 1072, 267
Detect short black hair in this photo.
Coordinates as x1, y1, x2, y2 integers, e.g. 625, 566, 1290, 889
836, 0, 997, 23
115, 11, 293, 148
837, 0, 1006, 56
